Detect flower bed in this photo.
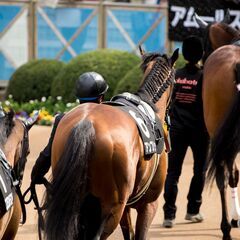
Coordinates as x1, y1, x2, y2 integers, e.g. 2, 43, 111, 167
2, 95, 78, 126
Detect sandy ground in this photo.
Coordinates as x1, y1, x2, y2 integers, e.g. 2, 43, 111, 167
14, 125, 240, 240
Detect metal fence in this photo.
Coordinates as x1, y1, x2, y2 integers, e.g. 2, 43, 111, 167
0, 0, 168, 85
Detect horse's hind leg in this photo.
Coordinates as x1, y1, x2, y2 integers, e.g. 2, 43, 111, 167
229, 162, 240, 228
100, 203, 127, 240
216, 169, 232, 240
120, 206, 134, 240
135, 200, 158, 240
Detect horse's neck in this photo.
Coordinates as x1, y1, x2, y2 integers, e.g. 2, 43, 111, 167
211, 24, 239, 49
4, 136, 18, 167
154, 93, 168, 122
211, 33, 232, 49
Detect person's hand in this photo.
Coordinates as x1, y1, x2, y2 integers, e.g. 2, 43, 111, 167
31, 175, 45, 185
31, 166, 45, 185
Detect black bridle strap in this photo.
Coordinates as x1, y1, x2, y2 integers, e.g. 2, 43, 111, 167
15, 184, 26, 224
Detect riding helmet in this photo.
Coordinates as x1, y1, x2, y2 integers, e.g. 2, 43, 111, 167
182, 35, 204, 64
75, 72, 109, 99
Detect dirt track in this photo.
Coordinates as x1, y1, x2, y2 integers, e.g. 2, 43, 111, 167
15, 125, 240, 240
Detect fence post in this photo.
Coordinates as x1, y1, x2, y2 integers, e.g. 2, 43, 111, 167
28, 0, 37, 60
98, 0, 106, 49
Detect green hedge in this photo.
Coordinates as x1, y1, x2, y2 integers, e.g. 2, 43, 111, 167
175, 54, 186, 69
51, 49, 141, 102
113, 64, 143, 95
7, 59, 64, 102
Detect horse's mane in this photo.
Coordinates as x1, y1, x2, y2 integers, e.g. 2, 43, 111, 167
140, 52, 162, 72
0, 109, 15, 149
136, 52, 175, 110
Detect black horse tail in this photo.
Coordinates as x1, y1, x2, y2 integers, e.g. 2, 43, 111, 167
44, 119, 102, 240
207, 63, 240, 186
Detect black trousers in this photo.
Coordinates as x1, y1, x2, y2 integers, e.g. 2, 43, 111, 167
163, 128, 209, 220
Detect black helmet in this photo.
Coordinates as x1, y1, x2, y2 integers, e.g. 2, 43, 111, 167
75, 72, 109, 100
182, 35, 203, 64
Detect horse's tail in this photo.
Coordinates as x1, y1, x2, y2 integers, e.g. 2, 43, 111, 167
207, 63, 240, 186
44, 119, 102, 240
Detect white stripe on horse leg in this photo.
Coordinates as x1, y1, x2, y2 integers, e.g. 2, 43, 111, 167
230, 187, 240, 220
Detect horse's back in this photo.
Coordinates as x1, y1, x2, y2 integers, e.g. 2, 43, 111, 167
203, 45, 240, 136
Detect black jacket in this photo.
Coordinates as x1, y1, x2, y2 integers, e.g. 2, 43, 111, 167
169, 63, 206, 131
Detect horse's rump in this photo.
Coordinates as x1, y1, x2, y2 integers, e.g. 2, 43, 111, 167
203, 45, 240, 136
52, 103, 141, 169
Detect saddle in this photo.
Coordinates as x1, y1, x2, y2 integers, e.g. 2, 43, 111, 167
104, 92, 165, 158
232, 39, 240, 47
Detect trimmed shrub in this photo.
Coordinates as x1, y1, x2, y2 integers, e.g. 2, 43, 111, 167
7, 59, 64, 102
113, 65, 143, 95
175, 54, 186, 69
51, 49, 141, 101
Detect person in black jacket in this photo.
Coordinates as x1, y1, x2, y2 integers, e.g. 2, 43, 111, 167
30, 72, 109, 185
162, 36, 209, 228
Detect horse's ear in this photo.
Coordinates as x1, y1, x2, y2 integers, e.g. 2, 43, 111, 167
23, 110, 39, 131
194, 13, 208, 28
222, 9, 231, 24
139, 45, 145, 56
170, 48, 179, 66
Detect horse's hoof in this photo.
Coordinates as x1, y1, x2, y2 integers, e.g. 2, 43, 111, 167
231, 219, 240, 228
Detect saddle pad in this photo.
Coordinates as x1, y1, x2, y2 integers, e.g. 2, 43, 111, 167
232, 39, 240, 47
0, 150, 14, 212
107, 93, 165, 156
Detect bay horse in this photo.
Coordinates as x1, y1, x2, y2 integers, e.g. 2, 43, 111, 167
43, 48, 179, 240
195, 13, 240, 240
0, 108, 38, 239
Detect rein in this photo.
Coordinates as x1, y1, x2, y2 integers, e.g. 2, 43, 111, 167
126, 153, 160, 206
23, 177, 50, 240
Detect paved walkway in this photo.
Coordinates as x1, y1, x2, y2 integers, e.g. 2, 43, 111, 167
15, 126, 240, 240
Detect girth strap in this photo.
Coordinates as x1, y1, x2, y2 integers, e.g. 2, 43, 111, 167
126, 153, 160, 206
